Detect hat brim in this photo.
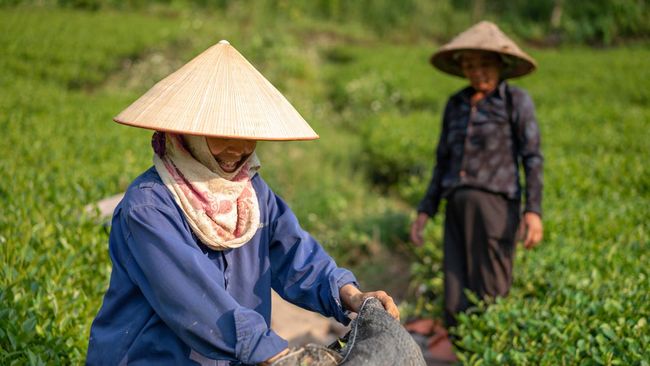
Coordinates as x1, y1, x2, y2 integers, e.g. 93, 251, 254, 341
113, 117, 320, 141
430, 47, 537, 79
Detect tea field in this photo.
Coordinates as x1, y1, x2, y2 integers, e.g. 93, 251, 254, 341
1, 6, 649, 365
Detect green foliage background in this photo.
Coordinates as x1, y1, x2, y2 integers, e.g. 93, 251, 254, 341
3, 0, 649, 44
1, 1, 649, 365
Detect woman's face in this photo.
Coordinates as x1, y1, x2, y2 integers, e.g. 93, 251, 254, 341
206, 137, 257, 173
460, 51, 502, 94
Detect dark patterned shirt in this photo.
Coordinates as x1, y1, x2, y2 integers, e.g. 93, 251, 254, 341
418, 81, 543, 217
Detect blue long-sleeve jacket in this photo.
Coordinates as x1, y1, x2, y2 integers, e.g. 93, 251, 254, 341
87, 167, 357, 365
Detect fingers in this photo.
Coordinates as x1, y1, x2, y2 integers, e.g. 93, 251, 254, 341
384, 298, 401, 321
522, 212, 543, 249
524, 228, 535, 249
524, 225, 543, 249
365, 291, 400, 321
410, 223, 423, 246
410, 213, 430, 246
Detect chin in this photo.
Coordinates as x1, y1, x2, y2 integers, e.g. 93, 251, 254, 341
220, 165, 238, 173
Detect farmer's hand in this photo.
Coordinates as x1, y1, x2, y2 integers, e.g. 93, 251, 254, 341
519, 212, 543, 249
410, 212, 430, 246
339, 284, 400, 321
259, 348, 289, 366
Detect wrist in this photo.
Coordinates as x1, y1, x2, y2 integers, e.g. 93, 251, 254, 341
523, 208, 542, 219
415, 212, 430, 227
340, 284, 362, 312
524, 211, 542, 221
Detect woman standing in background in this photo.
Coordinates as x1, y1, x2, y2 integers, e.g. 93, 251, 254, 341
411, 21, 544, 332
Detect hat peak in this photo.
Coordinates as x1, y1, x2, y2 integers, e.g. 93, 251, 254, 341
218, 40, 230, 45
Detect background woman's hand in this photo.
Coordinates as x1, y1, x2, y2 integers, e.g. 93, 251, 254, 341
520, 212, 543, 249
339, 284, 400, 321
410, 212, 430, 246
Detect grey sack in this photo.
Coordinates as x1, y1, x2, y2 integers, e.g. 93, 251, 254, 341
271, 297, 426, 366
337, 297, 426, 366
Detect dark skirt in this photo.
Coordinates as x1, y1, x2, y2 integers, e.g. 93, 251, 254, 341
443, 188, 520, 327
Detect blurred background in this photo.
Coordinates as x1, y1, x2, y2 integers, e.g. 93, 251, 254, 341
1, 0, 648, 364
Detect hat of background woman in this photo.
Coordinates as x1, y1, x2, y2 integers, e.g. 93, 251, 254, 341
114, 40, 318, 140
430, 21, 537, 79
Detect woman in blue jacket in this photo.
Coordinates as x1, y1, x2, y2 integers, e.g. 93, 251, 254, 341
87, 40, 398, 366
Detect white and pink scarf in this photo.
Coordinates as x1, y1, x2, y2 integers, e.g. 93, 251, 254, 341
152, 132, 260, 250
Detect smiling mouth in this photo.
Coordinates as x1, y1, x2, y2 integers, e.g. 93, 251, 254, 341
216, 159, 241, 172
215, 155, 249, 172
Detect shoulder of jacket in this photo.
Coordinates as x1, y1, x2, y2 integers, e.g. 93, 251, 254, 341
505, 84, 532, 103
121, 167, 175, 212
449, 86, 471, 102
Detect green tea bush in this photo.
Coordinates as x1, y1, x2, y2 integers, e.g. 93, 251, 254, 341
0, 9, 186, 88
324, 45, 454, 119
460, 0, 650, 44
0, 8, 221, 364
358, 111, 435, 189
7, 0, 649, 44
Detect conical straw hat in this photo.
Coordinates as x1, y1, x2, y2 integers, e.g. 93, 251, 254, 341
430, 21, 537, 79
114, 40, 318, 140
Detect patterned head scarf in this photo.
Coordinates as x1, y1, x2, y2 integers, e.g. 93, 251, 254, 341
152, 132, 260, 250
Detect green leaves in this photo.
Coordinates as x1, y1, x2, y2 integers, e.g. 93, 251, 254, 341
0, 8, 200, 364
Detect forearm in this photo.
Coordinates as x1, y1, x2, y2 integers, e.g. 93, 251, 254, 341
523, 155, 543, 215
515, 91, 543, 216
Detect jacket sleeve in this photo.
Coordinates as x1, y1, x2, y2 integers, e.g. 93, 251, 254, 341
265, 190, 358, 325
417, 101, 451, 217
122, 204, 287, 365
513, 91, 544, 216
